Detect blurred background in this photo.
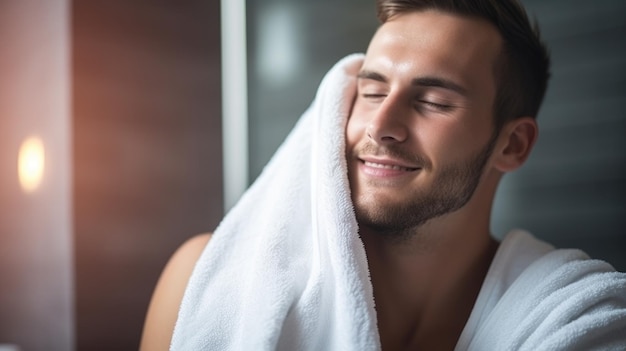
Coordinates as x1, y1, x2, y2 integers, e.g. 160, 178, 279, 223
0, 0, 624, 350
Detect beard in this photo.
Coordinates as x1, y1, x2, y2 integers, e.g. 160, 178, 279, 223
349, 132, 498, 238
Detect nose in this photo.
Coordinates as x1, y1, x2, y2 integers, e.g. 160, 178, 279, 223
366, 95, 409, 144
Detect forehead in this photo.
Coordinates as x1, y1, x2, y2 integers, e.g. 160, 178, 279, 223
364, 10, 503, 93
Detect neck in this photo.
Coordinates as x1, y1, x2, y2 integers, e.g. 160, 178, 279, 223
360, 212, 498, 350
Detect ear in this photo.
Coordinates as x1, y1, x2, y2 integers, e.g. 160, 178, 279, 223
493, 117, 538, 172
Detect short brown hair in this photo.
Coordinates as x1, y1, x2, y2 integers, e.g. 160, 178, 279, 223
377, 0, 551, 130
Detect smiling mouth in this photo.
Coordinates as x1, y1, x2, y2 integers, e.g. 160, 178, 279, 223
362, 160, 420, 172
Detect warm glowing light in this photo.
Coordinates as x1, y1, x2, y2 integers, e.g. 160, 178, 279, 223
18, 137, 45, 193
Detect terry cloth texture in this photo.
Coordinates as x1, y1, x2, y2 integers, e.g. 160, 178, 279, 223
456, 230, 626, 351
171, 54, 380, 351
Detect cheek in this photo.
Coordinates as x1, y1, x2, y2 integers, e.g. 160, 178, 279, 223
417, 122, 472, 163
430, 123, 489, 165
345, 111, 367, 149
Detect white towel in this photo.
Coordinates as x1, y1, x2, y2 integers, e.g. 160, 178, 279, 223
170, 54, 380, 350
457, 230, 626, 350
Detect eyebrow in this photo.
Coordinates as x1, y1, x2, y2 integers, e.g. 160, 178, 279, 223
357, 69, 468, 96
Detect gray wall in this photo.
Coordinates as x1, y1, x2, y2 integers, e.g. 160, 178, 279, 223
493, 0, 626, 270
246, 1, 626, 270
246, 0, 378, 182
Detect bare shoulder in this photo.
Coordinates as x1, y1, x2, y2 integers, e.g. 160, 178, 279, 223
140, 233, 212, 351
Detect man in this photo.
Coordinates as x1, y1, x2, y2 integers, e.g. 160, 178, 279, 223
141, 1, 626, 350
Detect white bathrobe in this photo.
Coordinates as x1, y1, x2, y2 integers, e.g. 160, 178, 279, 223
456, 230, 626, 350
171, 54, 626, 350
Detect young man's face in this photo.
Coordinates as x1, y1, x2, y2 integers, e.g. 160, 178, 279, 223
346, 10, 503, 234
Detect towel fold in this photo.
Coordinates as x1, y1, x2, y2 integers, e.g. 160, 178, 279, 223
456, 230, 626, 351
171, 54, 379, 350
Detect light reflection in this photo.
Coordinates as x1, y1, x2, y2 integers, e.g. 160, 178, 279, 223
18, 136, 45, 193
257, 4, 301, 87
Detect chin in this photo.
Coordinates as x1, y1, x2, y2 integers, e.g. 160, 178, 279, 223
354, 195, 410, 227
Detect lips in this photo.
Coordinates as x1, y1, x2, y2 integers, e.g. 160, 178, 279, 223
357, 156, 421, 179
363, 160, 419, 172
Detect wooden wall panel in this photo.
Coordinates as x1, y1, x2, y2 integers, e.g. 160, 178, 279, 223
72, 1, 222, 349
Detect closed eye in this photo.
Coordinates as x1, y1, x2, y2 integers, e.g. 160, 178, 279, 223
418, 100, 454, 112
363, 94, 387, 98
362, 94, 387, 103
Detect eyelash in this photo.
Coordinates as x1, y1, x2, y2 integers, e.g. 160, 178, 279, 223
418, 100, 453, 112
362, 94, 386, 100
362, 94, 453, 112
